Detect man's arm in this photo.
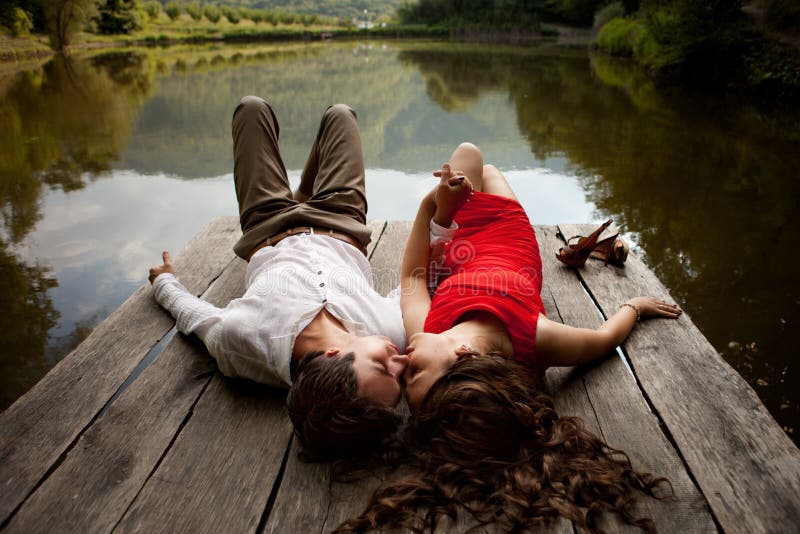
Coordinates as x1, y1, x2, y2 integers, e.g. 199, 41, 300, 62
149, 251, 224, 346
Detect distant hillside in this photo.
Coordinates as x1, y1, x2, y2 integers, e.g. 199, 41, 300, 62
163, 0, 403, 20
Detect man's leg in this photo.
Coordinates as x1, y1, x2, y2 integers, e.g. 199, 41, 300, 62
295, 104, 372, 250
231, 96, 296, 259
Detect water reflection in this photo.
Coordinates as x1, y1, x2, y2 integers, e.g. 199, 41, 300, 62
0, 52, 152, 406
0, 42, 796, 444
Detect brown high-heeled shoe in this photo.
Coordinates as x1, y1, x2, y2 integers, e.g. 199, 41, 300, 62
590, 235, 629, 267
556, 219, 613, 268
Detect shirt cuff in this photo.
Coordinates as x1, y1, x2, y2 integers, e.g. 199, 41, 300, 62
429, 218, 458, 244
152, 272, 176, 286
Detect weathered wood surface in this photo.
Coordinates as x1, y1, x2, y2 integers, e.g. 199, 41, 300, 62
0, 216, 240, 527
559, 223, 800, 533
2, 218, 797, 534
538, 226, 715, 533
4, 255, 245, 533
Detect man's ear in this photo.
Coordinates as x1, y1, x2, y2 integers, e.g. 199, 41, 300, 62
324, 348, 341, 358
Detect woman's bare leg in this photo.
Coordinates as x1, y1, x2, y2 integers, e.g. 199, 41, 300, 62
481, 164, 518, 201
447, 142, 485, 193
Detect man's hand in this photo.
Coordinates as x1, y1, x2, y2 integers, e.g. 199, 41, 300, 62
432, 163, 473, 227
149, 251, 175, 284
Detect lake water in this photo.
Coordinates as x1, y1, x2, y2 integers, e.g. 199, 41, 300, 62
1, 40, 797, 444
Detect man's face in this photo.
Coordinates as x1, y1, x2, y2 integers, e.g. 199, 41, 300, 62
331, 335, 409, 407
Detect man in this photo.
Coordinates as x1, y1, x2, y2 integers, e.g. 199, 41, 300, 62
149, 97, 408, 458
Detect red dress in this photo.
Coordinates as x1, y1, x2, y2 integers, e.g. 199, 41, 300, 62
424, 191, 545, 371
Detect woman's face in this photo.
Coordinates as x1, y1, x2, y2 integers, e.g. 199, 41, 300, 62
403, 332, 460, 411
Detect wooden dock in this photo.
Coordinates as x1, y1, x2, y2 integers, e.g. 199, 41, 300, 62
1, 217, 799, 533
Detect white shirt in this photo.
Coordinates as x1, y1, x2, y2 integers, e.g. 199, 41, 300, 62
153, 233, 406, 388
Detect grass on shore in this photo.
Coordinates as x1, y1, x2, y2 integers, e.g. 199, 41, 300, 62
1, 13, 447, 61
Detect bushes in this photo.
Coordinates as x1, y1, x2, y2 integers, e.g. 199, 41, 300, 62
221, 6, 240, 24
142, 0, 160, 20
595, 17, 642, 55
203, 5, 221, 23
185, 2, 201, 22
164, 2, 181, 21
95, 0, 140, 34
2, 6, 34, 36
763, 0, 800, 29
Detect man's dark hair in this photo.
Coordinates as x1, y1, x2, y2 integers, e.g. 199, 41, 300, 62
286, 350, 402, 460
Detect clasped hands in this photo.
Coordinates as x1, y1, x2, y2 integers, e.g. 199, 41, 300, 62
432, 163, 473, 227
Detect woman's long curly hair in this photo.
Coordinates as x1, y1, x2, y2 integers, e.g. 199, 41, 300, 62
334, 354, 670, 533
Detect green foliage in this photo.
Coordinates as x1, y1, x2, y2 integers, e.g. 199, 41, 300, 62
221, 5, 240, 24
742, 34, 800, 97
184, 1, 201, 21
545, 0, 612, 25
763, 0, 800, 29
165, 2, 182, 21
95, 0, 140, 34
40, 0, 98, 49
641, 0, 745, 79
593, 1, 624, 29
2, 6, 34, 36
595, 16, 641, 55
399, 0, 545, 28
203, 4, 221, 23
142, 0, 160, 20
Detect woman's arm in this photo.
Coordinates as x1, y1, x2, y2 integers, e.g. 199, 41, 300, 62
401, 166, 474, 337
400, 191, 437, 337
535, 297, 682, 368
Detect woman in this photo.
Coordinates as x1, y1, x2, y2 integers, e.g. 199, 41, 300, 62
336, 143, 680, 532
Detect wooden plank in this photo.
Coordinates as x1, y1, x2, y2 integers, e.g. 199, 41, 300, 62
114, 376, 291, 533
368, 221, 413, 297
539, 225, 716, 533
118, 220, 386, 533
365, 219, 387, 259
0, 216, 240, 526
559, 223, 800, 533
4, 258, 247, 533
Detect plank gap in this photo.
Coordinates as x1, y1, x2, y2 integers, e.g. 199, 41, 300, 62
100, 328, 178, 418
367, 221, 388, 262
257, 434, 294, 534
109, 370, 217, 533
612, 344, 725, 533
99, 256, 238, 420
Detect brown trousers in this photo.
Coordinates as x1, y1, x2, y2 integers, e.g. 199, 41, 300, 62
231, 96, 371, 260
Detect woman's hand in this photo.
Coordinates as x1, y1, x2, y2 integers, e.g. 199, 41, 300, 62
432, 163, 473, 227
149, 251, 175, 284
628, 296, 682, 319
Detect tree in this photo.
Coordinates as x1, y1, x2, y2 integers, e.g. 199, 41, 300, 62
185, 1, 201, 22
142, 0, 160, 20
203, 4, 220, 23
164, 2, 181, 21
221, 5, 240, 24
40, 0, 97, 50
95, 0, 139, 34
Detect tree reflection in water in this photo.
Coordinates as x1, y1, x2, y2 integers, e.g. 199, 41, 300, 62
401, 45, 800, 443
0, 51, 152, 407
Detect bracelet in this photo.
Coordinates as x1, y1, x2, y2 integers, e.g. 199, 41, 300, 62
621, 302, 641, 322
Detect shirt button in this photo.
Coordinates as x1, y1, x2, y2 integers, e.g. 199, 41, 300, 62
317, 270, 322, 275
322, 299, 327, 303
319, 283, 325, 287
